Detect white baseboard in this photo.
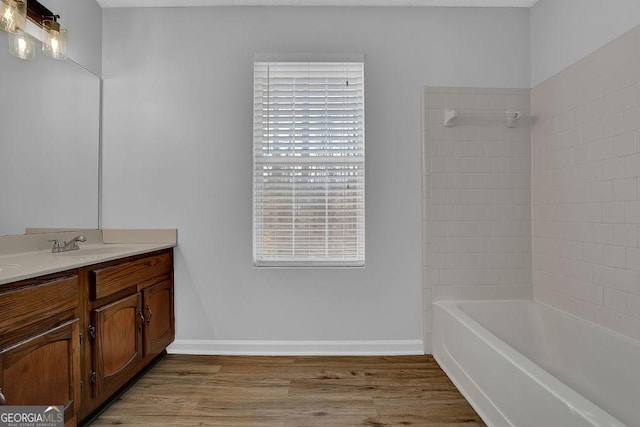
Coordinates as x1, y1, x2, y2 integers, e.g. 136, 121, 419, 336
167, 339, 424, 356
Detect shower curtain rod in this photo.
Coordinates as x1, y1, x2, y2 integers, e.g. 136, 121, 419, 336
443, 108, 522, 128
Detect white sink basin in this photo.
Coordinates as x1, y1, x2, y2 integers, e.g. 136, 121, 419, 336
0, 263, 21, 272
55, 246, 127, 257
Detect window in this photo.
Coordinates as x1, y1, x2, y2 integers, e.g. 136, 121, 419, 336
253, 61, 365, 267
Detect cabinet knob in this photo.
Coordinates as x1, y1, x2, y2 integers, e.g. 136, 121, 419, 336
0, 387, 6, 405
146, 304, 153, 326
137, 309, 145, 333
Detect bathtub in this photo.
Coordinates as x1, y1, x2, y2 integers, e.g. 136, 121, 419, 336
433, 300, 640, 427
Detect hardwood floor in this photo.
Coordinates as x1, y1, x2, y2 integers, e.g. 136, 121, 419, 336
90, 355, 485, 426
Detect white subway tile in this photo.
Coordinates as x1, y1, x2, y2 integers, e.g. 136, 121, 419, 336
590, 96, 612, 120
604, 287, 627, 312
613, 87, 637, 112
431, 157, 447, 173
612, 267, 640, 293
491, 158, 508, 173
439, 269, 455, 285
592, 224, 613, 244
616, 313, 640, 341
612, 178, 637, 201
428, 93, 446, 109
459, 93, 476, 109
603, 202, 626, 224
612, 132, 636, 157
591, 181, 612, 201
613, 224, 638, 247
505, 94, 526, 110
444, 125, 462, 141
623, 106, 640, 132
624, 152, 640, 177
602, 113, 624, 138
627, 293, 640, 318
625, 201, 640, 223
430, 221, 448, 237
590, 137, 613, 161
476, 158, 492, 173
490, 94, 507, 110
602, 157, 625, 180
578, 203, 602, 223
432, 285, 462, 301
583, 243, 604, 263
568, 279, 603, 305
445, 94, 460, 110
603, 245, 626, 268
592, 264, 613, 286
567, 297, 596, 322
626, 247, 640, 271
569, 260, 592, 282
573, 222, 594, 242
581, 121, 602, 143
445, 157, 462, 172
619, 60, 640, 92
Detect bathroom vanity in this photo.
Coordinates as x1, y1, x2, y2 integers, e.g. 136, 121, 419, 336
0, 232, 175, 427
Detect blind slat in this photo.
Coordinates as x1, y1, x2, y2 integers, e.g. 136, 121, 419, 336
253, 61, 365, 266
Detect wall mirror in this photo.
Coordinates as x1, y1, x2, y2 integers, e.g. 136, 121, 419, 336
0, 30, 100, 236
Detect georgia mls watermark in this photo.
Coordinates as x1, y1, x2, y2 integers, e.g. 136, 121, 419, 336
0, 406, 63, 427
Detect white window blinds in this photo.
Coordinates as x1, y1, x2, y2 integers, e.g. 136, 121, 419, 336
253, 61, 365, 267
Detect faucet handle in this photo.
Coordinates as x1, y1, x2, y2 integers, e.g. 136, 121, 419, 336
48, 239, 63, 253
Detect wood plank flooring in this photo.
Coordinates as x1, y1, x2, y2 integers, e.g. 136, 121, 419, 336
90, 355, 485, 426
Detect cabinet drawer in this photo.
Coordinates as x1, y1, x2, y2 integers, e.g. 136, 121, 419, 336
0, 276, 79, 334
91, 253, 172, 300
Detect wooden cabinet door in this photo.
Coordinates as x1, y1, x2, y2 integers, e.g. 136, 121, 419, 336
142, 280, 175, 358
92, 293, 143, 399
0, 318, 80, 423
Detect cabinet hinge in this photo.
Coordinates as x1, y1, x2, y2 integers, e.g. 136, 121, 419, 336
89, 371, 96, 385
80, 380, 84, 393
88, 325, 96, 340
79, 332, 83, 345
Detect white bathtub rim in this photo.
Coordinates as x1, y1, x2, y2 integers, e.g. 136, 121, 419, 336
434, 300, 626, 427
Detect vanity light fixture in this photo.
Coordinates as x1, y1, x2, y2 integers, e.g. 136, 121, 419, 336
1, 0, 68, 61
42, 15, 66, 59
9, 29, 34, 59
0, 0, 26, 33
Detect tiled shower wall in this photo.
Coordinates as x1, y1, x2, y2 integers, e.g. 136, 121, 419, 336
422, 87, 532, 351
532, 24, 640, 342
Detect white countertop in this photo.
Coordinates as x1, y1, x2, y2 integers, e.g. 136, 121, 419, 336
0, 242, 175, 286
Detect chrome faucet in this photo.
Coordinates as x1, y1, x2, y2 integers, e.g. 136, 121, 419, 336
49, 235, 87, 253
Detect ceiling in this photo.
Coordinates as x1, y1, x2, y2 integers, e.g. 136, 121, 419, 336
97, 0, 540, 8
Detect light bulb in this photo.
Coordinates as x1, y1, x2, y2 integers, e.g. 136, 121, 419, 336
2, 7, 13, 21
50, 32, 59, 53
0, 0, 25, 33
42, 19, 67, 60
0, 2, 15, 32
9, 30, 34, 60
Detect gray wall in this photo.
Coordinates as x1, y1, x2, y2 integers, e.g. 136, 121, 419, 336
531, 0, 640, 86
101, 6, 530, 353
